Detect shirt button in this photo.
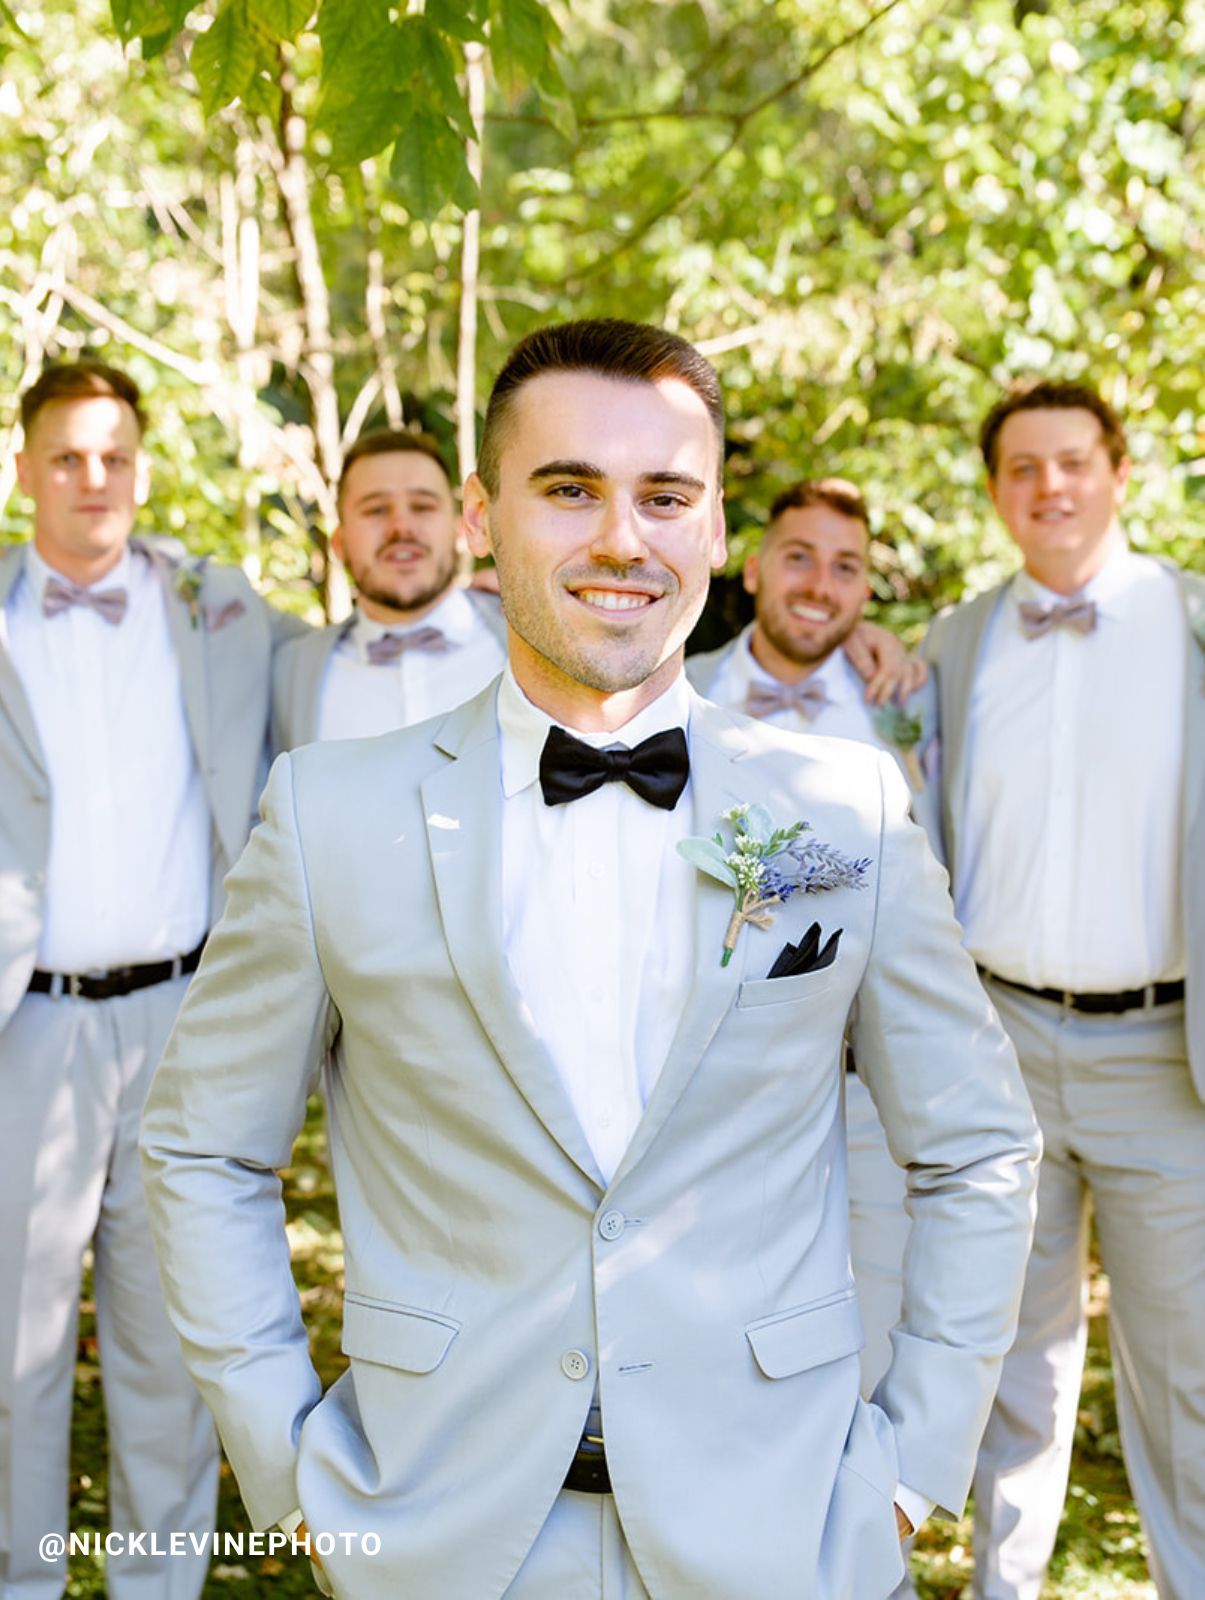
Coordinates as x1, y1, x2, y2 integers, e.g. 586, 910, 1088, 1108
589, 861, 604, 880
561, 1349, 590, 1381
598, 1210, 625, 1241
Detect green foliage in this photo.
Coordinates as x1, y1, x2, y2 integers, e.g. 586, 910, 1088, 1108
4, 0, 1201, 631
107, 0, 566, 219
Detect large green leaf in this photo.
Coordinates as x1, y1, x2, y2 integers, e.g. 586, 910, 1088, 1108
317, 0, 390, 86
111, 0, 189, 42
247, 0, 311, 43
400, 17, 474, 141
425, 0, 487, 44
488, 0, 550, 102
389, 106, 472, 219
324, 80, 409, 168
190, 0, 259, 114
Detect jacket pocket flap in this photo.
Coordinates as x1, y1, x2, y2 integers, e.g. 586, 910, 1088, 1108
745, 1292, 863, 1379
341, 1296, 460, 1373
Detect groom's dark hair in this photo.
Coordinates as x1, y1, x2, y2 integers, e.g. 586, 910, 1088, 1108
476, 319, 724, 496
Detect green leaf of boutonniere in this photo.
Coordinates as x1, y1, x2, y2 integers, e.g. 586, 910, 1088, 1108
873, 703, 923, 750
678, 837, 738, 887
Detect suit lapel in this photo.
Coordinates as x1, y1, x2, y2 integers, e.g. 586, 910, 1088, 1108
298, 624, 346, 745
609, 696, 749, 1188
421, 687, 606, 1190
935, 585, 1004, 881
145, 541, 214, 799
0, 547, 48, 780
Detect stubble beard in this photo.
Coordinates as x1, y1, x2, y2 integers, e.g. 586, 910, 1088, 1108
498, 561, 698, 695
758, 600, 861, 671
353, 543, 458, 618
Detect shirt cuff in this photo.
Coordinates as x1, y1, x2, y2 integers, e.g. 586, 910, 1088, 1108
895, 1482, 934, 1535
278, 1510, 304, 1536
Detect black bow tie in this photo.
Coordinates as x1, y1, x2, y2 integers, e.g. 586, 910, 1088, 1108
538, 725, 690, 810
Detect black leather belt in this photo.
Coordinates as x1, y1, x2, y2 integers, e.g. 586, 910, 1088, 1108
563, 1407, 611, 1494
28, 940, 205, 1002
978, 967, 1185, 1016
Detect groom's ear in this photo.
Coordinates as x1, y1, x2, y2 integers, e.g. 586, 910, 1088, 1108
462, 473, 493, 560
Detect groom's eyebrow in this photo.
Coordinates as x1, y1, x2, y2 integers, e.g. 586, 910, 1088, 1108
528, 460, 605, 482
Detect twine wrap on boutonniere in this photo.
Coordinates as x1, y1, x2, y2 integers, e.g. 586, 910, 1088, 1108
170, 556, 209, 630
678, 803, 871, 967
873, 701, 925, 790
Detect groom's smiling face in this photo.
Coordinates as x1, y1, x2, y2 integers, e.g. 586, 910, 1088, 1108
463, 369, 726, 716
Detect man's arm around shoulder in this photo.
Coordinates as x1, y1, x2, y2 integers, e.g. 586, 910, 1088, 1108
141, 753, 331, 1529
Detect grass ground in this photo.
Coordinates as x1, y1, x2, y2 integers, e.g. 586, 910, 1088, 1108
63, 1102, 1152, 1597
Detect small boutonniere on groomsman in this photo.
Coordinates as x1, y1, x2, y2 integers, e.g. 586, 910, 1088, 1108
170, 556, 209, 630
679, 802, 870, 966
873, 700, 925, 791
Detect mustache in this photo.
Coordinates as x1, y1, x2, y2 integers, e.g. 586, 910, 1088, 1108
560, 563, 677, 595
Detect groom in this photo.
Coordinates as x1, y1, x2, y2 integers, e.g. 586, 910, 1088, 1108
142, 319, 1039, 1600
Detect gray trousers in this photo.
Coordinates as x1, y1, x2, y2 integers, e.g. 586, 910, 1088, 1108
973, 983, 1205, 1600
0, 982, 218, 1600
504, 1492, 650, 1599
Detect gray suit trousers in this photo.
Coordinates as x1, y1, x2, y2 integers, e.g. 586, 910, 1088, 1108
0, 981, 218, 1600
973, 982, 1205, 1600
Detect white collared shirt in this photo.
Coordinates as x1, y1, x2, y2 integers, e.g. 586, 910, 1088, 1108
6, 542, 211, 970
956, 546, 1186, 989
317, 587, 506, 742
707, 626, 883, 746
498, 668, 695, 1185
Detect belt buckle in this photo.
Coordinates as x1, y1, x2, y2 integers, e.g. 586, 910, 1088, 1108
66, 973, 83, 1000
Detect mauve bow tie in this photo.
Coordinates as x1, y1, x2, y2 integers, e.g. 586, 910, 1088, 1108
42, 575, 128, 625
365, 625, 448, 664
1018, 598, 1097, 639
539, 724, 690, 811
745, 678, 830, 720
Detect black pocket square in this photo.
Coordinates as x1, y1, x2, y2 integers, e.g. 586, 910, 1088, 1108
766, 921, 842, 981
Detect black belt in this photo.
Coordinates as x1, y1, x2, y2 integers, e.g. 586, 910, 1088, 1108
28, 940, 205, 1002
563, 1407, 611, 1494
978, 967, 1185, 1017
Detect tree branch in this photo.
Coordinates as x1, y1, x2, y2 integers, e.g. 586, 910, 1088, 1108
561, 0, 916, 290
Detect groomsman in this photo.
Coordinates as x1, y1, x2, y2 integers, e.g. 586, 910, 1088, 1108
923, 379, 1205, 1599
271, 429, 506, 750
0, 361, 299, 1598
688, 475, 942, 1599
143, 318, 1038, 1600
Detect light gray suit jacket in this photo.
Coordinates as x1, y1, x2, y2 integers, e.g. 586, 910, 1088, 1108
142, 682, 1039, 1600
0, 535, 303, 1029
685, 639, 945, 860
922, 561, 1205, 1101
270, 587, 509, 754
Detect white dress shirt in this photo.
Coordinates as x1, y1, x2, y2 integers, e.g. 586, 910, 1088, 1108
498, 668, 695, 1185
957, 546, 1186, 990
317, 587, 506, 741
708, 626, 884, 746
6, 543, 211, 970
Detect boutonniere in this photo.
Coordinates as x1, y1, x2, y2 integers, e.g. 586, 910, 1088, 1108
873, 702, 925, 791
170, 557, 209, 629
678, 803, 871, 967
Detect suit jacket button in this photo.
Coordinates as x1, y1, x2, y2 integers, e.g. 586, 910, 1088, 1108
561, 1349, 590, 1381
598, 1210, 625, 1241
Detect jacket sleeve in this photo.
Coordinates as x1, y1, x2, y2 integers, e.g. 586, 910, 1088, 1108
851, 752, 1040, 1517
141, 753, 332, 1530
